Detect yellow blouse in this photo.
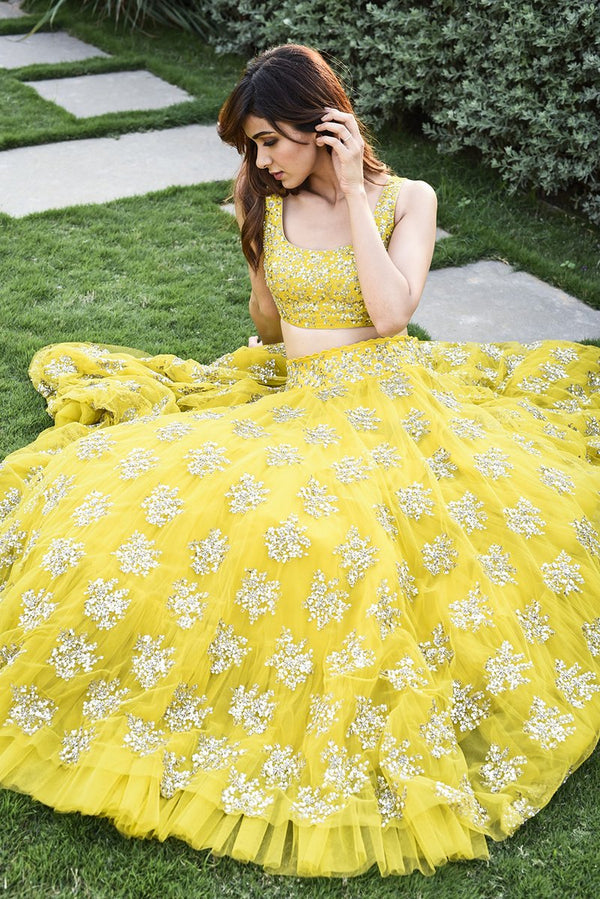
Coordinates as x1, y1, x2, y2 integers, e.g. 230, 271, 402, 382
263, 175, 406, 330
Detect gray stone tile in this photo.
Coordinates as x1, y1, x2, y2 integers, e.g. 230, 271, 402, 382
415, 260, 600, 342
0, 32, 109, 69
0, 1, 25, 18
0, 125, 239, 216
24, 70, 193, 118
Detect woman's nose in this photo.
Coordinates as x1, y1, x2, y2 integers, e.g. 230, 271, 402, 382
256, 146, 271, 169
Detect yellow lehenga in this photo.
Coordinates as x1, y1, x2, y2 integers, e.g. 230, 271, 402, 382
0, 177, 599, 877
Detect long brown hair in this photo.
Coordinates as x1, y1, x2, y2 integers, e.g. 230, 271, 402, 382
218, 44, 389, 270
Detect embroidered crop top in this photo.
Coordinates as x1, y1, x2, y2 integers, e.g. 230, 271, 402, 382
263, 175, 406, 330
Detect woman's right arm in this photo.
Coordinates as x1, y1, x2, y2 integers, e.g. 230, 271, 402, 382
247, 260, 283, 345
235, 200, 283, 345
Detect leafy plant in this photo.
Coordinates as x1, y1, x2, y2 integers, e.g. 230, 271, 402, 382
32, 0, 212, 38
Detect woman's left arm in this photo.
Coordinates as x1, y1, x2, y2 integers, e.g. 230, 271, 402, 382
346, 180, 437, 336
317, 110, 437, 336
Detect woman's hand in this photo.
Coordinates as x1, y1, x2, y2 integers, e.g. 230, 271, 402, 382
315, 108, 364, 195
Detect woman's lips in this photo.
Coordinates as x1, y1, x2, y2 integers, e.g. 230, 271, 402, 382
271, 171, 284, 180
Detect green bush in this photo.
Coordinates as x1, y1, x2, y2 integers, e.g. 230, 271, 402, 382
36, 1, 600, 227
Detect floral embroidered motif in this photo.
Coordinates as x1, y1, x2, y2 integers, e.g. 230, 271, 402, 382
117, 448, 159, 480
419, 623, 454, 670
554, 660, 600, 708
265, 627, 314, 689
480, 743, 527, 793
396, 482, 434, 520
185, 442, 230, 477
60, 726, 96, 765
131, 635, 175, 688
303, 570, 349, 629
18, 588, 56, 632
189, 528, 229, 574
225, 473, 270, 514
478, 544, 517, 586
123, 714, 166, 756
370, 442, 402, 469
448, 492, 487, 534
449, 584, 495, 632
331, 455, 372, 484
208, 619, 251, 674
6, 684, 57, 734
334, 527, 378, 586
307, 693, 342, 735
420, 703, 458, 758
297, 478, 339, 518
381, 657, 428, 691
321, 742, 369, 796
421, 534, 458, 576
541, 551, 584, 595
49, 629, 101, 680
42, 475, 76, 516
345, 406, 381, 431
450, 680, 491, 731
261, 743, 305, 790
72, 491, 113, 527
82, 678, 129, 720
41, 537, 85, 577
229, 684, 276, 735
434, 776, 489, 827
141, 484, 184, 526
166, 579, 208, 629
366, 579, 403, 639
523, 697, 575, 750
346, 696, 389, 750
163, 684, 212, 731
265, 444, 303, 466
473, 447, 514, 480
221, 770, 274, 816
376, 777, 407, 825
264, 515, 311, 562
113, 531, 161, 577
503, 498, 545, 539
485, 641, 532, 694
516, 600, 554, 644
326, 631, 376, 676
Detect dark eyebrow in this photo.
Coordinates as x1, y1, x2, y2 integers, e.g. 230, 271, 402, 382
250, 130, 276, 140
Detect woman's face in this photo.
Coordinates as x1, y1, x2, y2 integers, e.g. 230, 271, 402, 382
243, 115, 319, 189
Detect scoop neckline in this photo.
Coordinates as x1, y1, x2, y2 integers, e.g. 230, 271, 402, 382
277, 176, 397, 253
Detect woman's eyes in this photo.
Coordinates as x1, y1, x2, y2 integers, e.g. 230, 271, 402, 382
263, 139, 277, 147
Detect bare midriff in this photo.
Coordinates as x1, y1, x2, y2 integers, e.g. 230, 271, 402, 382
281, 319, 408, 359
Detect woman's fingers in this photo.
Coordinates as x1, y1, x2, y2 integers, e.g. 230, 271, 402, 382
321, 108, 362, 140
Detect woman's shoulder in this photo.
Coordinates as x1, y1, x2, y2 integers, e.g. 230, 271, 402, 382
391, 177, 437, 221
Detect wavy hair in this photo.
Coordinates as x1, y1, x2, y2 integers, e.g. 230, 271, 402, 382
218, 44, 389, 270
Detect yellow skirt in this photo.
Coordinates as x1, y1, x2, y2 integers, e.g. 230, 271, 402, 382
0, 334, 599, 877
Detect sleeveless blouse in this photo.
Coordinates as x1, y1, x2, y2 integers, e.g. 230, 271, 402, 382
263, 175, 406, 330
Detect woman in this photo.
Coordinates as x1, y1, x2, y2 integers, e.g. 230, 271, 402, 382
0, 45, 599, 878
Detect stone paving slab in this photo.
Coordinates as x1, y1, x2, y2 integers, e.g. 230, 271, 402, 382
0, 1, 25, 18
24, 70, 193, 118
417, 260, 600, 342
0, 31, 109, 69
0, 125, 239, 217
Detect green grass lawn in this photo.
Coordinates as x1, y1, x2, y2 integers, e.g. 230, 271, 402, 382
1, 2, 600, 897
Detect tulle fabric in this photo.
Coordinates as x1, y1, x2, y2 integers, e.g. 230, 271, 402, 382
0, 334, 599, 877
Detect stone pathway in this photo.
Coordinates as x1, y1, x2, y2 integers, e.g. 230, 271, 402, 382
0, 32, 109, 67
26, 70, 193, 117
1, 19, 598, 341
0, 1, 24, 17
0, 126, 239, 216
